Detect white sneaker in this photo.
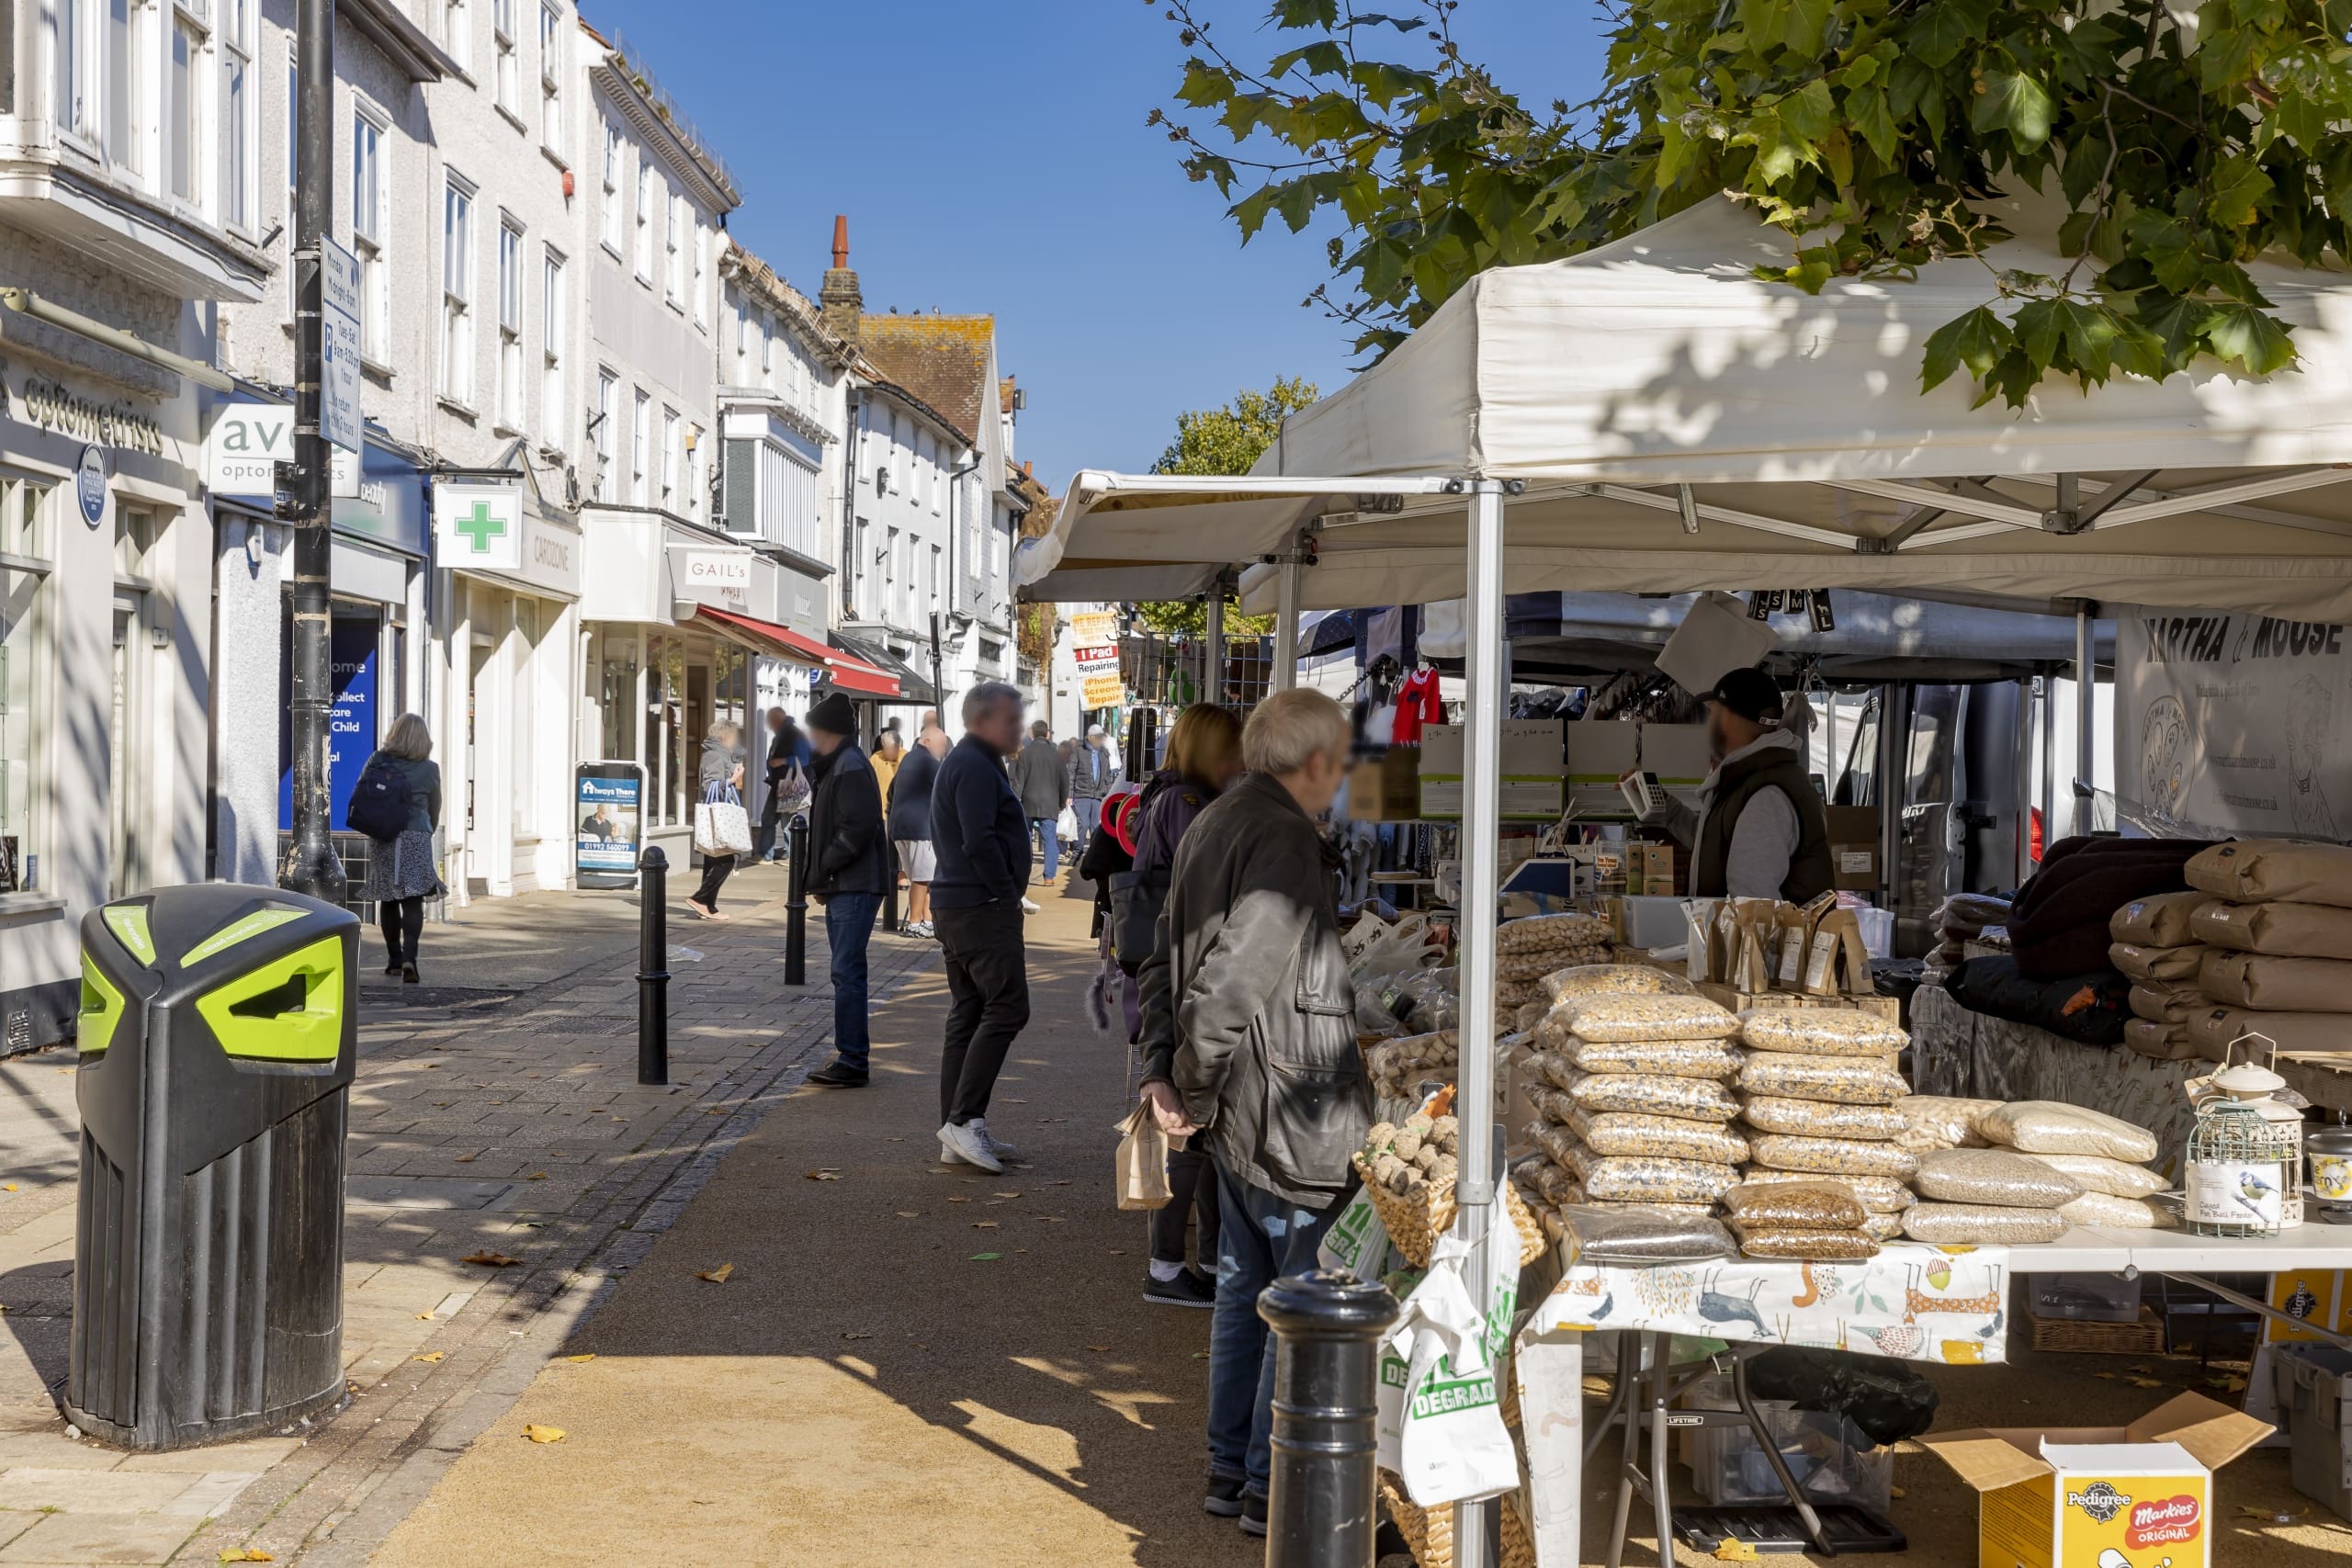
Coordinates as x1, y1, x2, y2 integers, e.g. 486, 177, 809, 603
1020, 897, 1041, 914
970, 1117, 1019, 1162
938, 1120, 1003, 1174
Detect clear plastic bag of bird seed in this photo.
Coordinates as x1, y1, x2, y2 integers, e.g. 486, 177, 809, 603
1976, 1100, 2160, 1163
1559, 1204, 1736, 1265
1899, 1201, 2068, 1245
1737, 1054, 1911, 1106
1736, 1227, 1880, 1261
1565, 1070, 1742, 1122
1539, 964, 1698, 1005
1569, 1110, 1750, 1166
1747, 1133, 1919, 1179
1577, 1154, 1743, 1206
1567, 1036, 1746, 1080
1720, 1182, 1867, 1230
1559, 993, 1741, 1042
1737, 1170, 1914, 1213
1913, 1148, 2084, 1209
1736, 1008, 1908, 1056
1740, 1098, 1908, 1141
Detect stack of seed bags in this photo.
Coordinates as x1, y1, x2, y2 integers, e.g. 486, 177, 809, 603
1721, 1180, 1877, 1260
1519, 990, 1746, 1214
1973, 1100, 2172, 1231
1731, 1009, 1917, 1241
2110, 891, 2211, 1060
2183, 840, 2352, 1058
1902, 1147, 2082, 1243
1494, 912, 1611, 1013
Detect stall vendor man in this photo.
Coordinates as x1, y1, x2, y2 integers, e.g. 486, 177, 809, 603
1641, 666, 1834, 901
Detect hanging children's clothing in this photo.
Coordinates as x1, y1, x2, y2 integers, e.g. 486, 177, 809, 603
1392, 665, 1444, 744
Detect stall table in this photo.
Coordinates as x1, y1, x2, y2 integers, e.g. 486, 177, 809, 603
1511, 1227, 2352, 1568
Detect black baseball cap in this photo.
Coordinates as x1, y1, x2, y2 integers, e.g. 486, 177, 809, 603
1707, 667, 1786, 728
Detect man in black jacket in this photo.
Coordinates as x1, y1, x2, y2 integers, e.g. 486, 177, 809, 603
928, 682, 1032, 1172
802, 693, 888, 1089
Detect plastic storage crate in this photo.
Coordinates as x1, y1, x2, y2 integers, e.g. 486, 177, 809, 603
2028, 1270, 2143, 1324
2272, 1343, 2352, 1519
1680, 1375, 1893, 1514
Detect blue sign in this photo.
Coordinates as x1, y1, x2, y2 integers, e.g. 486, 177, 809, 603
575, 764, 643, 886
278, 614, 380, 830
74, 445, 106, 527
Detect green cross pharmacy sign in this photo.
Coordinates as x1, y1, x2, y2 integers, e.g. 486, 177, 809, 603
432, 483, 522, 572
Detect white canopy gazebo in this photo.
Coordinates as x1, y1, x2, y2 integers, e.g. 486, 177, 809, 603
1015, 190, 2352, 1566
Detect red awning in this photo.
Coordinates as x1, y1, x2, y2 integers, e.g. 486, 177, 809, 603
693, 606, 900, 696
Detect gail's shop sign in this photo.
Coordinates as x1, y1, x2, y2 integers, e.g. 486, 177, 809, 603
674, 547, 752, 607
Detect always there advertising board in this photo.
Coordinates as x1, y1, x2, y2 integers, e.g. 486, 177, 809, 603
575, 762, 643, 888
2120, 612, 2351, 838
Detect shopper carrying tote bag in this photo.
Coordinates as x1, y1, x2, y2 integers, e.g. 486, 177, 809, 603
689, 721, 752, 919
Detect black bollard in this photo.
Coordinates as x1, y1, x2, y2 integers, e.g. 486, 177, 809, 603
637, 847, 669, 1086
883, 839, 900, 933
784, 814, 809, 987
1259, 1269, 1401, 1568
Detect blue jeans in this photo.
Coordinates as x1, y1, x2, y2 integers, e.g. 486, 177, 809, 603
824, 892, 881, 1071
1069, 799, 1099, 864
1030, 818, 1059, 882
1208, 1156, 1339, 1495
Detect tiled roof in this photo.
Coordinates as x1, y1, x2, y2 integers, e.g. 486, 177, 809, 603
858, 313, 994, 446
722, 243, 853, 367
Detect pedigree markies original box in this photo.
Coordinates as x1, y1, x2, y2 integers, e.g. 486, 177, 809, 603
1917, 1393, 2270, 1568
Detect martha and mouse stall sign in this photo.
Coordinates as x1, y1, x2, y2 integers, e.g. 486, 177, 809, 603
2120, 612, 2347, 838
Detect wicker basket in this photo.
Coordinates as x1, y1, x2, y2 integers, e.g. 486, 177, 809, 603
2026, 1303, 2168, 1355
1354, 1154, 1547, 1270
1380, 1474, 1536, 1568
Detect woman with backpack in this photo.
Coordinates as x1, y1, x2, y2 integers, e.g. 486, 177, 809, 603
1114, 702, 1243, 1309
355, 713, 443, 983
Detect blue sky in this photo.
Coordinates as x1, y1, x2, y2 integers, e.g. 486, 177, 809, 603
577, 0, 1609, 492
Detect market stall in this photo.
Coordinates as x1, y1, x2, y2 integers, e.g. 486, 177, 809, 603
1016, 188, 2352, 1567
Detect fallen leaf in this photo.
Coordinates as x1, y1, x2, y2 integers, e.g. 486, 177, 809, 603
2238, 1504, 2309, 1522
527, 1172, 549, 1181
2126, 1376, 2165, 1389
1887, 1485, 1905, 1499
969, 1252, 1002, 1261
1191, 1350, 1209, 1359
522, 1424, 566, 1443
218, 1551, 275, 1563
706, 1107, 727, 1115
462, 1250, 520, 1268
696, 1262, 736, 1284
1037, 1216, 1064, 1224
2129, 1365, 2152, 1373
972, 1221, 999, 1229
3, 1183, 17, 1191
993, 1191, 1022, 1200
452, 1155, 474, 1163
564, 1353, 596, 1363
805, 1169, 842, 1181
1045, 1179, 1071, 1187
2092, 1371, 2117, 1381
895, 1211, 922, 1218
413, 1351, 445, 1363
1712, 1539, 1759, 1562
842, 1331, 873, 1340
948, 1197, 970, 1204
415, 1312, 435, 1320
1087, 1345, 1112, 1352
1107, 1248, 1126, 1256
2206, 1373, 2248, 1393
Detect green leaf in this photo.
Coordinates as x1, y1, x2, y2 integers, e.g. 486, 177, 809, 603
2012, 297, 2065, 367
2056, 299, 2121, 380
1177, 61, 1233, 109
1779, 77, 1836, 141
1905, 0, 1988, 68
2127, 212, 2207, 295
2210, 156, 2275, 229
1849, 85, 1898, 164
2202, 304, 2297, 375
1230, 186, 1281, 243
1972, 70, 2054, 152
1272, 0, 1340, 28
1273, 178, 1318, 233
1781, 0, 1832, 55
968, 1252, 1003, 1261
1268, 40, 1348, 77
1920, 305, 2013, 391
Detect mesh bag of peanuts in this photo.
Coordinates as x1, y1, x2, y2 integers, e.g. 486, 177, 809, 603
1494, 912, 1613, 957
1366, 1030, 1458, 1100
1737, 1054, 1909, 1106
1736, 1008, 1907, 1056
1539, 964, 1697, 1006
1558, 993, 1741, 1043
1567, 1035, 1746, 1079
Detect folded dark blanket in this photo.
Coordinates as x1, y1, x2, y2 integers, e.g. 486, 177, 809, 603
1949, 954, 2132, 1046
2010, 838, 2217, 979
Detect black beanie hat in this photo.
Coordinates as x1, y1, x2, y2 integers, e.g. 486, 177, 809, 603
1707, 666, 1785, 728
806, 692, 857, 739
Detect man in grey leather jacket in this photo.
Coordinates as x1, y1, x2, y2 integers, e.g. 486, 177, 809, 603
1136, 687, 1371, 1536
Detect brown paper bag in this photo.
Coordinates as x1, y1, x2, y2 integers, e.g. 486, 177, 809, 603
1802, 909, 1871, 996
1116, 1104, 1172, 1211
2186, 1004, 2352, 1058
2128, 980, 2202, 1025
2123, 1018, 2202, 1061
2198, 948, 2352, 1011
2190, 897, 2352, 960
2109, 890, 2208, 945
2109, 941, 2208, 982
2187, 839, 2352, 908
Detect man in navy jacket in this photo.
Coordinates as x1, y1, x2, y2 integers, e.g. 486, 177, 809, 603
803, 693, 889, 1089
928, 682, 1032, 1173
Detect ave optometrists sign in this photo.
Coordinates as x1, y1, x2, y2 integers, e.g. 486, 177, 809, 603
433, 480, 523, 571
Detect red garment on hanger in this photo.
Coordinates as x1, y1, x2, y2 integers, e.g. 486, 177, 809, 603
1392, 667, 1444, 744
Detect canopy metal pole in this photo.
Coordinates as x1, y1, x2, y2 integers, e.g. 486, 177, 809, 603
1452, 479, 1508, 1568
2074, 602, 2095, 836
1205, 591, 1227, 706
2015, 679, 2034, 886
1273, 542, 1303, 694
2040, 671, 2057, 859
1824, 692, 1840, 797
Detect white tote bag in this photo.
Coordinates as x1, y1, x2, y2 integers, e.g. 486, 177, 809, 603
695, 800, 753, 857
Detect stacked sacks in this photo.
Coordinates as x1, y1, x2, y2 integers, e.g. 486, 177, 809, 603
1519, 991, 1746, 1214
1721, 1180, 1877, 1260
1972, 1100, 2169, 1232
1903, 1148, 2081, 1244
2184, 840, 2352, 1057
1494, 911, 1611, 1012
1731, 1009, 1917, 1240
2110, 891, 2211, 1060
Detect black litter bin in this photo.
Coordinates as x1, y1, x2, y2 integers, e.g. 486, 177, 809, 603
67, 883, 360, 1450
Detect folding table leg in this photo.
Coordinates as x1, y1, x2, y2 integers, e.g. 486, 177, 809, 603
1733, 1353, 1833, 1555
1648, 1333, 1674, 1564
1587, 1334, 1637, 1466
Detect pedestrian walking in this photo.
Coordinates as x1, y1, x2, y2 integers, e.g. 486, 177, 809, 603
890, 725, 946, 938
353, 713, 444, 984
1136, 688, 1368, 1536
873, 730, 903, 814
1121, 703, 1244, 1309
802, 694, 889, 1089
928, 682, 1032, 1174
1069, 722, 1121, 863
1009, 719, 1069, 885
756, 707, 811, 863
687, 721, 747, 921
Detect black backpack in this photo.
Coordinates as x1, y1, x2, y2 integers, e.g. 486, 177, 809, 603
346, 755, 414, 842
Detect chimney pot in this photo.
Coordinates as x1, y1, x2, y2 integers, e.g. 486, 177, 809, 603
830, 214, 849, 270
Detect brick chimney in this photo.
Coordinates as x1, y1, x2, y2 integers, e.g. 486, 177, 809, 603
820, 215, 862, 344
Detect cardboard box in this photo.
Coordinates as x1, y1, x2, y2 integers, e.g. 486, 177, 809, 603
1346, 750, 1422, 823
1611, 894, 1689, 951
1825, 804, 1883, 892
1640, 723, 1714, 792
1635, 841, 1677, 897
1919, 1393, 2271, 1568
1418, 722, 1565, 820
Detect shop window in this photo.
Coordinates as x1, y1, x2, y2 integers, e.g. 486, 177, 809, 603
497, 216, 525, 428
492, 0, 518, 118
221, 0, 254, 231
537, 2, 561, 155
644, 634, 685, 827
442, 176, 476, 404
599, 119, 623, 253
353, 108, 389, 360
0, 479, 56, 896
596, 635, 638, 763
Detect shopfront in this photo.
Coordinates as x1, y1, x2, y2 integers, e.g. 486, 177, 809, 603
435, 468, 583, 897
0, 361, 210, 1053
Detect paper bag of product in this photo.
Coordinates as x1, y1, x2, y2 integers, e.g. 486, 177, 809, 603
1803, 908, 1871, 996
1731, 901, 1777, 992
1773, 894, 1838, 989
1114, 1104, 1172, 1211
1684, 898, 1724, 985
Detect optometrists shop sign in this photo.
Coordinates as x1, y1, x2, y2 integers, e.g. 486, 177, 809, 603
2120, 612, 2352, 838
433, 481, 523, 572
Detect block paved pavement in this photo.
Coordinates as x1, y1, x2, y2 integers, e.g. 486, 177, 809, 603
0, 862, 936, 1565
